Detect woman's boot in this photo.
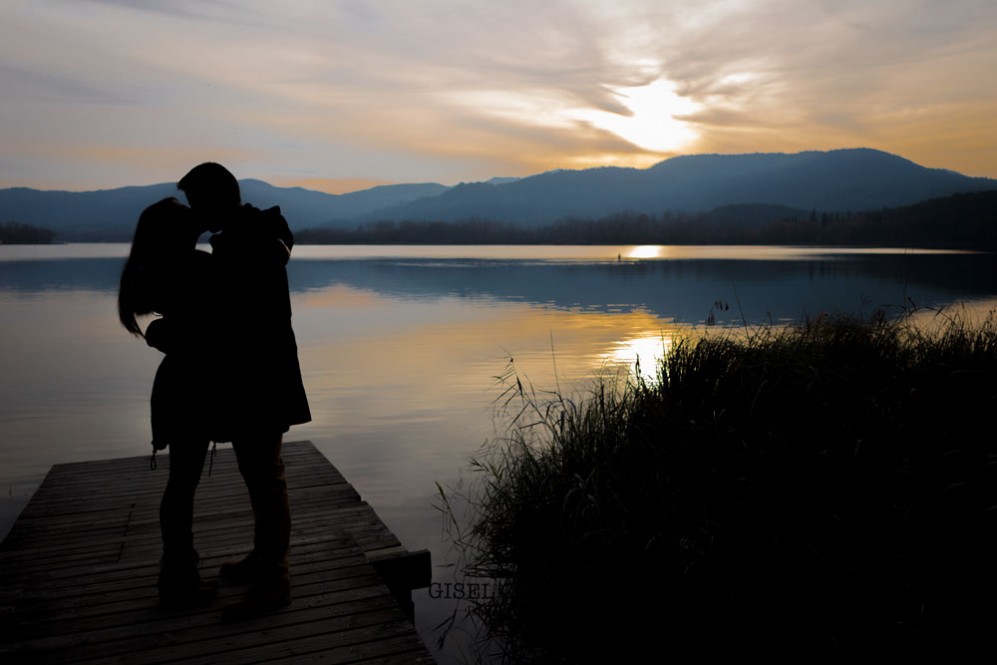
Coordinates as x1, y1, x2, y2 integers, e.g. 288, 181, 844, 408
159, 550, 218, 609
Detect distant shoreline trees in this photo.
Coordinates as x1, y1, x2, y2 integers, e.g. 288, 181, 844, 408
295, 190, 997, 250
4, 189, 993, 248
0, 221, 56, 244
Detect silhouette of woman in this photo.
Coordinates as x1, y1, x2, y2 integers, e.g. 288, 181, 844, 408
118, 197, 222, 608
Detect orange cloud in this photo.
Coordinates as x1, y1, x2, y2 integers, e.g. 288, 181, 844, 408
3, 0, 997, 189
274, 177, 396, 195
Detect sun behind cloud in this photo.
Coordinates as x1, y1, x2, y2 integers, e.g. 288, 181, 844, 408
573, 79, 701, 154
2, 2, 997, 188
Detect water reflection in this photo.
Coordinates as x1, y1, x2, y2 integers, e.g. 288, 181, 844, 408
290, 251, 997, 326
1, 244, 995, 662
5, 246, 993, 327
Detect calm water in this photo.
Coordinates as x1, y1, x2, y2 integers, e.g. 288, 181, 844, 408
2, 243, 995, 661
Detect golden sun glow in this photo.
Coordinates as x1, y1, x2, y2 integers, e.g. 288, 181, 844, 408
626, 245, 664, 259
575, 79, 701, 153
605, 333, 674, 382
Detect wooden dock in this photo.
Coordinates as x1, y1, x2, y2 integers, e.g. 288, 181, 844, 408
0, 440, 435, 664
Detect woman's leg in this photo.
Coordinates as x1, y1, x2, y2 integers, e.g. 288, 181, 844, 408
159, 438, 213, 607
160, 438, 210, 559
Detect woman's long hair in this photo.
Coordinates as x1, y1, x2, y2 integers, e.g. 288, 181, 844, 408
118, 197, 195, 336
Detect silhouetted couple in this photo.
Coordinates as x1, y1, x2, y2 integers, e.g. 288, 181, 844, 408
118, 163, 311, 620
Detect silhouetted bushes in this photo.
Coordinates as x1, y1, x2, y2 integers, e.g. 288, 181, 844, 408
442, 310, 997, 662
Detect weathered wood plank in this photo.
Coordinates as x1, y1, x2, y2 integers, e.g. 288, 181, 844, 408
21, 593, 402, 665
0, 441, 434, 664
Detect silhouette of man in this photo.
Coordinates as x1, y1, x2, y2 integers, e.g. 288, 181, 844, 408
177, 162, 311, 621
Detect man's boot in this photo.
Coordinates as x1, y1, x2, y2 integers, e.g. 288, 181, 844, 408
218, 550, 262, 585
220, 566, 291, 621
225, 436, 292, 620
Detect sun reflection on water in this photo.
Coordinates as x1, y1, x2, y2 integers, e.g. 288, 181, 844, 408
604, 333, 674, 383
626, 245, 662, 259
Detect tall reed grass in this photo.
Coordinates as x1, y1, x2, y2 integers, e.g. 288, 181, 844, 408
439, 308, 997, 663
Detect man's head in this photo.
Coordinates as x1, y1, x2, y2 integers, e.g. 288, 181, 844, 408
177, 162, 241, 232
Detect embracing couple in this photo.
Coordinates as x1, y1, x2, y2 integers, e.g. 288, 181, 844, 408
117, 163, 311, 620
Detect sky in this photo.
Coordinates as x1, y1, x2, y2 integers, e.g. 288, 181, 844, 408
1, 0, 996, 193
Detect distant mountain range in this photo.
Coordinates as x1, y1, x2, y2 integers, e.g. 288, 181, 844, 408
375, 149, 995, 226
0, 180, 448, 240
2, 149, 994, 240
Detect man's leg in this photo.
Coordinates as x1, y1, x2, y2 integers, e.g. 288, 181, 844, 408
223, 432, 291, 620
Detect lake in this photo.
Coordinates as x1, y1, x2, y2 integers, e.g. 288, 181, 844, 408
2, 243, 995, 661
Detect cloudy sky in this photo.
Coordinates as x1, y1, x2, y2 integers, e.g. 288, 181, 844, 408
2, 0, 995, 192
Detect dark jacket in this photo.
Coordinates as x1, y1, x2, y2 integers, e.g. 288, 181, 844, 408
207, 204, 312, 436
147, 250, 227, 447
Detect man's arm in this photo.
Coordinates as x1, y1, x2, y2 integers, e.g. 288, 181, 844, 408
271, 207, 293, 263
211, 205, 292, 265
